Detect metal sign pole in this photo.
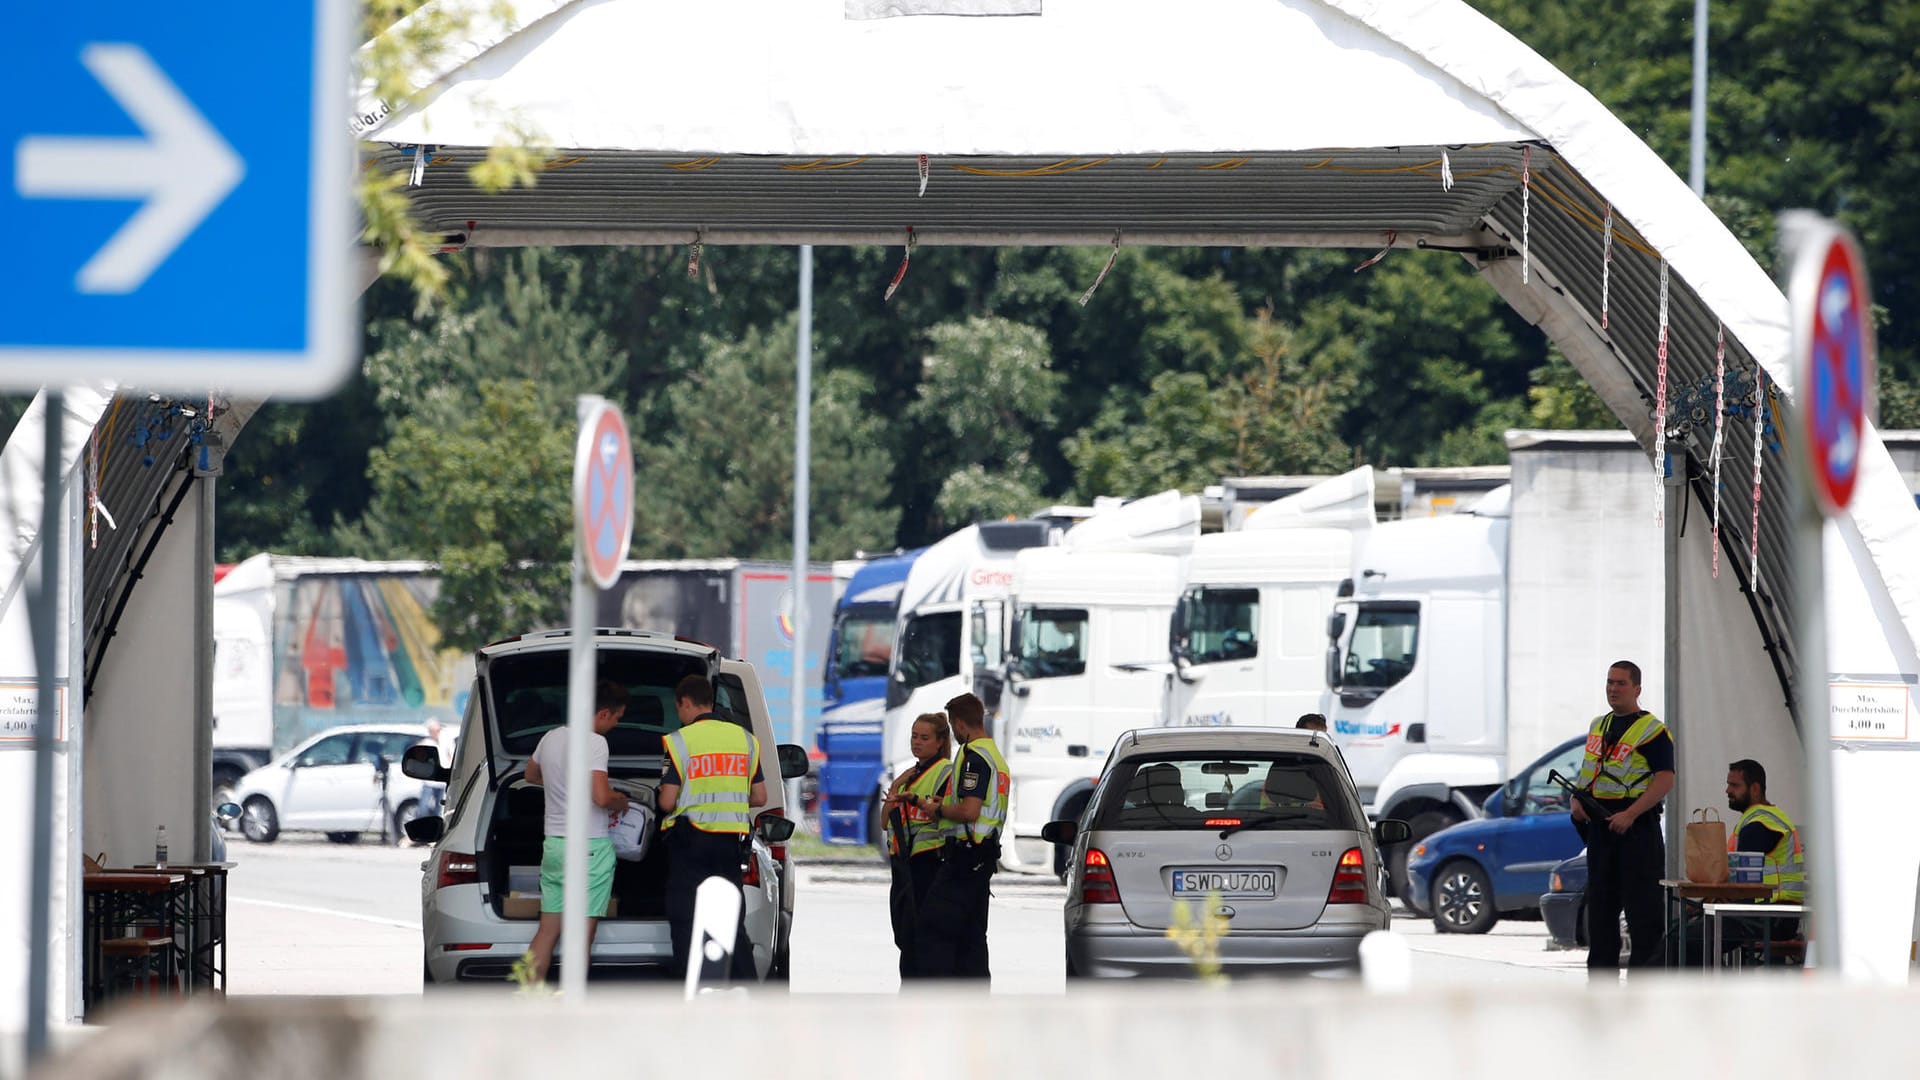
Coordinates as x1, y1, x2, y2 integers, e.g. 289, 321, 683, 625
25, 390, 62, 1062
560, 530, 595, 997
560, 395, 632, 997
1794, 495, 1840, 970
791, 245, 813, 758
1781, 210, 1873, 975
560, 395, 604, 998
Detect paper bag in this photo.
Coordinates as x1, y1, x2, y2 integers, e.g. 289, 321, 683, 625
1685, 808, 1729, 883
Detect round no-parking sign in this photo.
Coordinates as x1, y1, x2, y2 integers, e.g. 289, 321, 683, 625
574, 399, 633, 589
1789, 220, 1874, 517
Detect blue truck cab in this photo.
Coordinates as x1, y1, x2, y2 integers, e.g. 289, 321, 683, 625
817, 550, 921, 844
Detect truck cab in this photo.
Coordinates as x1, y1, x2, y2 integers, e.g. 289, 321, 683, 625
816, 550, 920, 844
1166, 528, 1352, 730
995, 491, 1199, 875
1325, 487, 1511, 894
879, 521, 1050, 826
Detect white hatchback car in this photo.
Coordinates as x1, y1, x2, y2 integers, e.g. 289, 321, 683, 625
405, 629, 808, 985
1044, 727, 1409, 978
233, 723, 432, 844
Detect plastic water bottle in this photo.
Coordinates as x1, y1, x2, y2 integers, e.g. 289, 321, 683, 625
154, 825, 169, 867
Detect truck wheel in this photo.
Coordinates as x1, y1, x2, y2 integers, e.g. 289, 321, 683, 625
1431, 859, 1497, 934
1387, 809, 1458, 900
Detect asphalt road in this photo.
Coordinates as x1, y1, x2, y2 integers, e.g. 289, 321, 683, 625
220, 838, 1586, 995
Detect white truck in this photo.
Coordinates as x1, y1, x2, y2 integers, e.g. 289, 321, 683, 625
1324, 432, 1663, 894
1165, 467, 1375, 730
993, 490, 1200, 873
878, 520, 1053, 782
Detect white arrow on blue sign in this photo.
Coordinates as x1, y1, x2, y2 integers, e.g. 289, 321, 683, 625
0, 2, 353, 398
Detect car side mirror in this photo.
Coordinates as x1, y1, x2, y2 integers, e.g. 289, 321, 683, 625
401, 743, 450, 783
1040, 820, 1077, 846
215, 801, 242, 824
776, 743, 810, 781
756, 815, 797, 844
1373, 819, 1413, 846
404, 815, 445, 845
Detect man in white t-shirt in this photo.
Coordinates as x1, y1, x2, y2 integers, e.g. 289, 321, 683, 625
521, 679, 630, 983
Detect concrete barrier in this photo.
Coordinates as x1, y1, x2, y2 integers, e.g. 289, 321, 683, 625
37, 979, 1920, 1079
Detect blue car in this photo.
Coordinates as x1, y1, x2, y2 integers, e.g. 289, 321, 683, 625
1404, 736, 1587, 933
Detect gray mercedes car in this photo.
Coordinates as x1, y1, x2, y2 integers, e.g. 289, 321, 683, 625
1043, 727, 1409, 978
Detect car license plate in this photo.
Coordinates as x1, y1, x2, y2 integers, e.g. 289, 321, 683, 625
1171, 869, 1276, 898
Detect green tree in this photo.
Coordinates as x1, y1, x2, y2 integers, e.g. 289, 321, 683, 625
362, 248, 627, 434
1063, 309, 1359, 495
359, 379, 574, 650
633, 316, 899, 560
909, 317, 1064, 529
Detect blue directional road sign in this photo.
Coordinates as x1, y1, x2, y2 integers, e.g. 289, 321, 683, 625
1, 2, 352, 398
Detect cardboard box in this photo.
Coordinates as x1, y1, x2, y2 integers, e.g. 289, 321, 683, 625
500, 894, 618, 920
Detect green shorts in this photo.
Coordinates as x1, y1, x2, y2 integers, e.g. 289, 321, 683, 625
540, 836, 615, 917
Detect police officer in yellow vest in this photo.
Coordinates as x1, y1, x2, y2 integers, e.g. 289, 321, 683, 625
658, 674, 765, 980
910, 692, 1008, 980
881, 712, 954, 980
1725, 758, 1805, 934
1571, 660, 1675, 975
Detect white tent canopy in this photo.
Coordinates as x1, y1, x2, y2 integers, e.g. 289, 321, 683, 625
361, 0, 1920, 978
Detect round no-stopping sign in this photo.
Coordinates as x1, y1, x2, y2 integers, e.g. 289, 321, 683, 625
1789, 221, 1874, 516
574, 399, 633, 589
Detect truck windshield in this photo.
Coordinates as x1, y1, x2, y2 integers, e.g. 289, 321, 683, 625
832, 608, 896, 680
1017, 607, 1088, 679
1179, 587, 1259, 663
1340, 604, 1419, 690
896, 611, 962, 691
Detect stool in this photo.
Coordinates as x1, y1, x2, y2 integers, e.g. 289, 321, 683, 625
100, 936, 175, 999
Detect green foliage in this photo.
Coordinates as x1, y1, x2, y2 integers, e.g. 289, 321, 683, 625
909, 317, 1065, 531
363, 249, 627, 434
632, 315, 899, 560
358, 380, 574, 650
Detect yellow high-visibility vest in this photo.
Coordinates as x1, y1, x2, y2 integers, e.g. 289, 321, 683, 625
663, 719, 759, 835
889, 758, 953, 857
1731, 804, 1806, 903
1574, 711, 1667, 800
942, 737, 1010, 845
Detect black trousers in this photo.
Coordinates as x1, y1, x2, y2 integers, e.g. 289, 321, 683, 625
665, 826, 755, 981
1585, 813, 1666, 972
914, 842, 996, 980
889, 851, 941, 979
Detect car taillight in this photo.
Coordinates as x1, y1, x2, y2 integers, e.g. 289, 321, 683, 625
1327, 847, 1369, 904
1081, 848, 1119, 904
437, 851, 478, 889
1204, 818, 1241, 828
742, 852, 761, 888
1550, 872, 1564, 892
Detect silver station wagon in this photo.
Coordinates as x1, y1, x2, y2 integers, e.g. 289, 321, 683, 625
1043, 727, 1410, 978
